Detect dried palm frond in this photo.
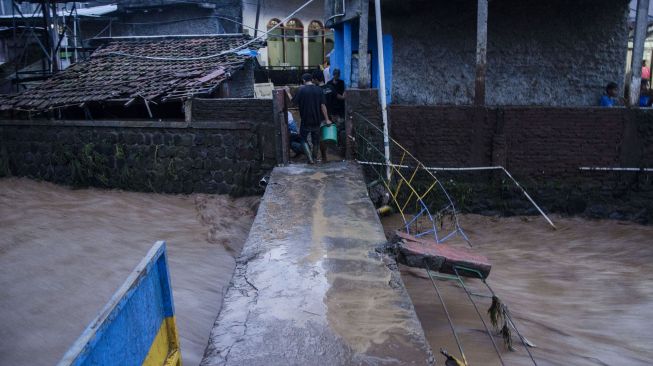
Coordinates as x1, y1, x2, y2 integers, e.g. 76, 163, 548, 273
501, 323, 516, 351
488, 295, 505, 328
488, 295, 516, 351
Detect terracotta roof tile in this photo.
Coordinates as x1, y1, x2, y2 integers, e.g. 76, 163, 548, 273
0, 34, 261, 112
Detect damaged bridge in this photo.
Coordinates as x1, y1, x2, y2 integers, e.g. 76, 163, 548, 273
201, 162, 434, 365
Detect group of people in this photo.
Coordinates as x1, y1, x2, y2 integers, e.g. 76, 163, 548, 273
284, 66, 345, 164
601, 60, 653, 107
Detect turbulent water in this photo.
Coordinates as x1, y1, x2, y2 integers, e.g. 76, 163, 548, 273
0, 178, 258, 366
382, 214, 653, 366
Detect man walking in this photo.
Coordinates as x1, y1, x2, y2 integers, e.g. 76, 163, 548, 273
285, 73, 331, 164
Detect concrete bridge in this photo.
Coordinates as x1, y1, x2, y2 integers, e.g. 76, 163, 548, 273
200, 162, 435, 365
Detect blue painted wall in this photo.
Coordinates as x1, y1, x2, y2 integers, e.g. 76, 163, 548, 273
369, 24, 393, 104
332, 18, 392, 102
343, 21, 353, 88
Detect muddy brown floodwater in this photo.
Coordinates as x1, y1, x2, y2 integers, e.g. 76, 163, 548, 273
0, 178, 258, 366
382, 213, 653, 366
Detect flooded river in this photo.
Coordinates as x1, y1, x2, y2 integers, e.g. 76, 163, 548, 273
383, 214, 653, 365
0, 178, 257, 366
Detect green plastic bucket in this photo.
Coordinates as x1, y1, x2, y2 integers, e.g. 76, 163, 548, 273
321, 124, 338, 144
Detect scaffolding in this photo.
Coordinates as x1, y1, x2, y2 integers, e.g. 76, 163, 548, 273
5, 0, 87, 91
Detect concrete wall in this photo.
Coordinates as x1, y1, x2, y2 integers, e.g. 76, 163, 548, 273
381, 0, 630, 106
347, 89, 653, 223
109, 2, 242, 36
226, 60, 255, 98
0, 99, 277, 195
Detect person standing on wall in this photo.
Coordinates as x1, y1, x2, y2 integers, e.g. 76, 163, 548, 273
325, 68, 346, 122
284, 73, 331, 164
600, 82, 623, 107
323, 59, 332, 83
324, 68, 346, 154
643, 60, 651, 83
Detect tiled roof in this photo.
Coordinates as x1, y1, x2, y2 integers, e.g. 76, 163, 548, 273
0, 34, 261, 112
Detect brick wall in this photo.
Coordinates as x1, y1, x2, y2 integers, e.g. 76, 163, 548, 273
390, 106, 633, 179
346, 89, 653, 222
0, 99, 277, 196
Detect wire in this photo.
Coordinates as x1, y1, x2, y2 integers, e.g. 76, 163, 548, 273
102, 0, 317, 61
110, 15, 331, 39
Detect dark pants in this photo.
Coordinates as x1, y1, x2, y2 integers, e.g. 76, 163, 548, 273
290, 133, 303, 155
300, 124, 320, 148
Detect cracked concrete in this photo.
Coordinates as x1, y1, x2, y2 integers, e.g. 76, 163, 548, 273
201, 162, 434, 365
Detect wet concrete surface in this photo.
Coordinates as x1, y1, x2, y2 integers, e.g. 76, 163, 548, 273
382, 214, 653, 366
0, 178, 257, 366
201, 162, 434, 365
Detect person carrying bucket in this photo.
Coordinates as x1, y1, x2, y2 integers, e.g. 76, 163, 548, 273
284, 73, 331, 164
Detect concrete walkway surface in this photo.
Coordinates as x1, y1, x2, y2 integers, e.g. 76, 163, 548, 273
201, 162, 434, 365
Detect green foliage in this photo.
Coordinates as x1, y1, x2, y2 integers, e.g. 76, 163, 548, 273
68, 143, 109, 187
114, 143, 125, 160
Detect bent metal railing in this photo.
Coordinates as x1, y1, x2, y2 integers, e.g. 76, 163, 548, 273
351, 111, 471, 245
351, 111, 540, 366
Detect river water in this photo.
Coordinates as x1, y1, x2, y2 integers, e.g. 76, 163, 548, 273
0, 178, 258, 366
382, 214, 653, 365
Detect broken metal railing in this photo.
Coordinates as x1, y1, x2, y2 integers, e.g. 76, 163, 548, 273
352, 111, 470, 245
352, 111, 539, 365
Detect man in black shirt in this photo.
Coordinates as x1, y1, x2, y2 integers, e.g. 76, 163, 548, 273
285, 73, 331, 164
325, 68, 345, 120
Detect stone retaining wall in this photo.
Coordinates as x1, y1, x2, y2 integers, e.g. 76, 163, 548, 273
0, 98, 277, 195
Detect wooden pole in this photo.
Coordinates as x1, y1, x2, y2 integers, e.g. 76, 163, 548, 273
474, 0, 488, 106
357, 0, 370, 88
629, 0, 650, 106
273, 89, 289, 165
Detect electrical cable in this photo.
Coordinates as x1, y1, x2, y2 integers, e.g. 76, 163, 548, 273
101, 0, 317, 61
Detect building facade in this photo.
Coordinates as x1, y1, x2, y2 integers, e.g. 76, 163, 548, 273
242, 0, 332, 68
327, 0, 631, 107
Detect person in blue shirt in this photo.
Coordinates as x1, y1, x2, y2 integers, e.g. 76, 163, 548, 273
600, 82, 620, 107
639, 80, 652, 107
287, 111, 303, 156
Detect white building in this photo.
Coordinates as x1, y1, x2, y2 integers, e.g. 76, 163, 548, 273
242, 0, 333, 68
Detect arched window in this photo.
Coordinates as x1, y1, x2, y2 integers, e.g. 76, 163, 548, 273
267, 18, 284, 67
324, 28, 334, 62
283, 18, 304, 67
308, 20, 325, 67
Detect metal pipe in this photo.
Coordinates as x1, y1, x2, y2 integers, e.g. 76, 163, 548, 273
425, 264, 468, 366
452, 267, 505, 366
356, 160, 556, 229
373, 0, 391, 181
629, 0, 650, 105
579, 167, 653, 172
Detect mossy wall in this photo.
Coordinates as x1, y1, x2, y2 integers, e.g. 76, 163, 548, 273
0, 99, 277, 196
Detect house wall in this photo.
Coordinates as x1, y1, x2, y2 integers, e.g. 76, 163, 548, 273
378, 0, 630, 106
109, 2, 242, 36
241, 0, 325, 67
0, 98, 276, 195
347, 89, 653, 223
226, 60, 255, 98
